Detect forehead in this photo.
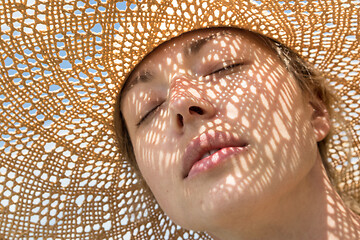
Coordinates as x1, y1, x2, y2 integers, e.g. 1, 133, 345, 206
136, 28, 256, 66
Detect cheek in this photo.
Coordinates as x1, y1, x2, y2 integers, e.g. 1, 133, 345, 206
132, 131, 181, 189
133, 138, 187, 223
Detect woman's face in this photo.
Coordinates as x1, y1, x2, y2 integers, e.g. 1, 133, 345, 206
120, 29, 327, 230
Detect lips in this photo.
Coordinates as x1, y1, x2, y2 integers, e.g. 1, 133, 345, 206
182, 131, 249, 179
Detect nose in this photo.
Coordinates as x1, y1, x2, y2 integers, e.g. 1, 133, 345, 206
169, 76, 215, 132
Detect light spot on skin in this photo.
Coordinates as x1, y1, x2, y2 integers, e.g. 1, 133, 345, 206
248, 69, 254, 77
239, 156, 249, 172
266, 78, 275, 93
214, 119, 222, 124
231, 95, 239, 103
260, 94, 269, 109
327, 204, 335, 214
167, 57, 172, 65
199, 125, 207, 134
215, 126, 223, 131
225, 175, 236, 186
240, 81, 247, 88
188, 88, 201, 98
250, 85, 257, 94
241, 116, 249, 127
236, 88, 243, 95
226, 102, 238, 120
252, 129, 261, 141
214, 84, 222, 93
208, 129, 215, 136
256, 73, 262, 83
176, 53, 183, 64
229, 45, 237, 57
219, 79, 227, 87
265, 144, 274, 160
327, 195, 335, 204
206, 89, 216, 99
279, 94, 292, 117
327, 216, 336, 228
273, 111, 290, 140
272, 127, 281, 143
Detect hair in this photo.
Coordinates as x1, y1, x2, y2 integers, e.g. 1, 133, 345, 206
113, 27, 357, 211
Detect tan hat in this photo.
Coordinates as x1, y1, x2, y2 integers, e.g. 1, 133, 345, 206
0, 0, 359, 239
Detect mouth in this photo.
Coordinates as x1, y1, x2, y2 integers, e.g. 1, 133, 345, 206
199, 148, 221, 159
182, 131, 249, 179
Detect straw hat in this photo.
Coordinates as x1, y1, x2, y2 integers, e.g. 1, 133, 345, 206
0, 0, 359, 238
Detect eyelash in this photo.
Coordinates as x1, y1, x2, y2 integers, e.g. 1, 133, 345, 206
207, 62, 244, 76
136, 102, 164, 127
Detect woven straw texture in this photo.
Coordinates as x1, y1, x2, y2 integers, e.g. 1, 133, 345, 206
0, 0, 359, 239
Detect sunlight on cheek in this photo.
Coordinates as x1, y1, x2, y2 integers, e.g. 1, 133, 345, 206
256, 73, 262, 83
327, 204, 335, 214
327, 216, 336, 228
273, 111, 290, 140
265, 144, 274, 160
279, 94, 292, 117
252, 129, 261, 141
265, 79, 275, 93
272, 127, 281, 143
260, 94, 269, 109
226, 102, 239, 120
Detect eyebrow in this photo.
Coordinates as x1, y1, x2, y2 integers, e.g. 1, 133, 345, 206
184, 32, 225, 57
121, 71, 153, 97
121, 31, 230, 97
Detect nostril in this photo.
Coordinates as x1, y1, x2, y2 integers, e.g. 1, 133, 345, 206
177, 114, 184, 127
189, 106, 204, 115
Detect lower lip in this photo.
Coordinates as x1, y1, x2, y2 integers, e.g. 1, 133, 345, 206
186, 146, 249, 179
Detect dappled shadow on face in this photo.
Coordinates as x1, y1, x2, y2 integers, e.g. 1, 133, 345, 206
120, 28, 359, 239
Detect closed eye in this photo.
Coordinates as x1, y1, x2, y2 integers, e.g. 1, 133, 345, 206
136, 102, 164, 127
206, 62, 244, 76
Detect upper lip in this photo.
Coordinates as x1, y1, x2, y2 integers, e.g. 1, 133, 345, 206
182, 131, 249, 178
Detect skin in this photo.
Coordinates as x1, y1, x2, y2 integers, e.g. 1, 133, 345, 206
120, 28, 360, 240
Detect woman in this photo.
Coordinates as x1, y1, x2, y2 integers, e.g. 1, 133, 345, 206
0, 0, 359, 239
115, 27, 360, 239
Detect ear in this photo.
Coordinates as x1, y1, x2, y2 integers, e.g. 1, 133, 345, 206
309, 99, 331, 142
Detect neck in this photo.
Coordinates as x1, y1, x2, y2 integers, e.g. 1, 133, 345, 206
208, 155, 360, 240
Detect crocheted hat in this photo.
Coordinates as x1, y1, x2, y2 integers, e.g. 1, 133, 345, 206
0, 0, 359, 239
